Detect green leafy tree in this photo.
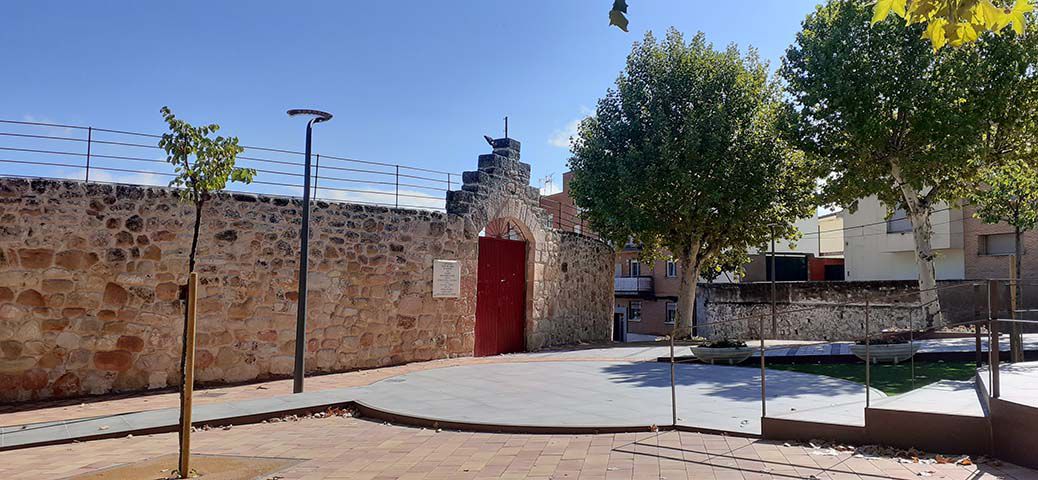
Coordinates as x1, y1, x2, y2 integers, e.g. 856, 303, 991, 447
569, 30, 816, 338
970, 161, 1038, 360
781, 1, 1036, 327
158, 106, 255, 470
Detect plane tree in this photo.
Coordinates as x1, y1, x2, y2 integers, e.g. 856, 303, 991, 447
781, 0, 1038, 327
568, 30, 816, 338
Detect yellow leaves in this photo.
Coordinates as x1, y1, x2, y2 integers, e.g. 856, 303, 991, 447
872, 0, 1033, 50
1010, 0, 1034, 34
872, 0, 908, 24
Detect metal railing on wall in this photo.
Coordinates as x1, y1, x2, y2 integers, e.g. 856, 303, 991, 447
669, 278, 1036, 427
0, 119, 460, 211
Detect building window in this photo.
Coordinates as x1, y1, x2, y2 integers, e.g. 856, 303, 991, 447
887, 208, 913, 233
980, 233, 1016, 256
630, 259, 641, 277
615, 263, 622, 278
574, 224, 582, 235
665, 302, 677, 324
545, 214, 554, 229
666, 260, 677, 278
629, 301, 642, 322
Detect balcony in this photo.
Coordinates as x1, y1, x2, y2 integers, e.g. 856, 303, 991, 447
614, 276, 654, 297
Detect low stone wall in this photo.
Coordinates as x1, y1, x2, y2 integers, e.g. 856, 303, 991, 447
697, 280, 984, 341
0, 138, 615, 402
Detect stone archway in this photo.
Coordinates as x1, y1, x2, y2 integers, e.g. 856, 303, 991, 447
447, 138, 553, 352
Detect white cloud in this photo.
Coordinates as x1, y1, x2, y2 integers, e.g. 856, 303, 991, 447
539, 178, 561, 196
88, 170, 167, 187
548, 119, 581, 149
318, 186, 446, 211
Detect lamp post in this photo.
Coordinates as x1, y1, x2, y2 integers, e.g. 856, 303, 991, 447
287, 109, 333, 394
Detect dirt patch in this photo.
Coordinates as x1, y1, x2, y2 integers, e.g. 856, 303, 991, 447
64, 454, 302, 480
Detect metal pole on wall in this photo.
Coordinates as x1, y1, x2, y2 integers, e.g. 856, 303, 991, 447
287, 109, 333, 394
313, 153, 320, 198
85, 127, 92, 183
178, 272, 198, 479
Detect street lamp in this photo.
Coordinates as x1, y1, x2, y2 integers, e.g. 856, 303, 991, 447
287, 108, 333, 394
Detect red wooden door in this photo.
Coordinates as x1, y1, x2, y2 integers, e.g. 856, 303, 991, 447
475, 236, 527, 356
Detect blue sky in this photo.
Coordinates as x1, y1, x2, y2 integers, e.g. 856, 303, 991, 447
2, 1, 821, 206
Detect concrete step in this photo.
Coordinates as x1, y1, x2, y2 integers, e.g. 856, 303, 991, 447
865, 380, 990, 454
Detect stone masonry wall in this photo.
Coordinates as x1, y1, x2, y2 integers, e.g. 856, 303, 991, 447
697, 280, 983, 341
0, 138, 615, 402
0, 179, 476, 402
538, 232, 616, 345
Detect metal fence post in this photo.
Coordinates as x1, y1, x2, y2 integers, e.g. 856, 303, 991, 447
312, 154, 320, 198
760, 313, 767, 419
395, 165, 400, 208
85, 126, 92, 183
447, 173, 452, 191
865, 298, 871, 408
909, 306, 915, 391
975, 283, 983, 368
989, 279, 1001, 399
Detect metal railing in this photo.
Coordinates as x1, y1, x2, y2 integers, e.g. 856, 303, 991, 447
614, 276, 654, 295
668, 278, 1036, 427
0, 118, 460, 211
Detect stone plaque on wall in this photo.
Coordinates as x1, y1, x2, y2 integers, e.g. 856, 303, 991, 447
432, 259, 461, 298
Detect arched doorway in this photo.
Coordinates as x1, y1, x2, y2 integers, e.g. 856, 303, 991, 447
475, 218, 529, 356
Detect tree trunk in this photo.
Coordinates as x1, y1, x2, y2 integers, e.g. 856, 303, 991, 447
891, 161, 944, 328
1012, 226, 1023, 362
178, 201, 203, 462
675, 244, 702, 339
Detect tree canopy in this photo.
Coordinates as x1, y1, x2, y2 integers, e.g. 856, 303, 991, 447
781, 0, 1038, 325
569, 30, 816, 336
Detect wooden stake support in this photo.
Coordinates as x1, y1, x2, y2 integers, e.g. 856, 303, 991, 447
179, 272, 198, 478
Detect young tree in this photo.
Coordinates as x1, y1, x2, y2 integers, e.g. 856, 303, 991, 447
569, 30, 816, 338
158, 106, 255, 472
781, 1, 1034, 327
970, 161, 1038, 360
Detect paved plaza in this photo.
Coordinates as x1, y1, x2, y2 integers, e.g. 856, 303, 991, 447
354, 361, 880, 434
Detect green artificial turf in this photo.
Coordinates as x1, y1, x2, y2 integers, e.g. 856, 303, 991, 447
748, 360, 979, 395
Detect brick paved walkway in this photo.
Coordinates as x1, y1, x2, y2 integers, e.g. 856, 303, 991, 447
2, 415, 1033, 480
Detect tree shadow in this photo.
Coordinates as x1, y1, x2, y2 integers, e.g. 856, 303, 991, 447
599, 362, 869, 402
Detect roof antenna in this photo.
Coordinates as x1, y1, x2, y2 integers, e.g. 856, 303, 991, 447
504, 116, 509, 139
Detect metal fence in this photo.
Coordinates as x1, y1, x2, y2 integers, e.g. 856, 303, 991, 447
0, 119, 460, 211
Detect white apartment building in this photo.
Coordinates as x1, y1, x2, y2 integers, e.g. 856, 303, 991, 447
839, 196, 965, 281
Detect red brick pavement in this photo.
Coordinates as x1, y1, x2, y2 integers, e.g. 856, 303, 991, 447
2, 415, 1032, 480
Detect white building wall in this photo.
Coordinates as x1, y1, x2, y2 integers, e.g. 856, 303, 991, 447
818, 212, 844, 256
840, 196, 965, 281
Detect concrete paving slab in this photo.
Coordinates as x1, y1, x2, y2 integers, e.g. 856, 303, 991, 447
353, 361, 880, 435
869, 380, 986, 417
978, 361, 1038, 408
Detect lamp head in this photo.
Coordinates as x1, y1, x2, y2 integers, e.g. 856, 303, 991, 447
287, 109, 333, 124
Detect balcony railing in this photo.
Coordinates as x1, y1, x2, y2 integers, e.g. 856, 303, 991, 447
614, 276, 654, 295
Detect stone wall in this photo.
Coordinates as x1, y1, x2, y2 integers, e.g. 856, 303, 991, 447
537, 232, 616, 345
697, 280, 984, 341
0, 138, 615, 402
